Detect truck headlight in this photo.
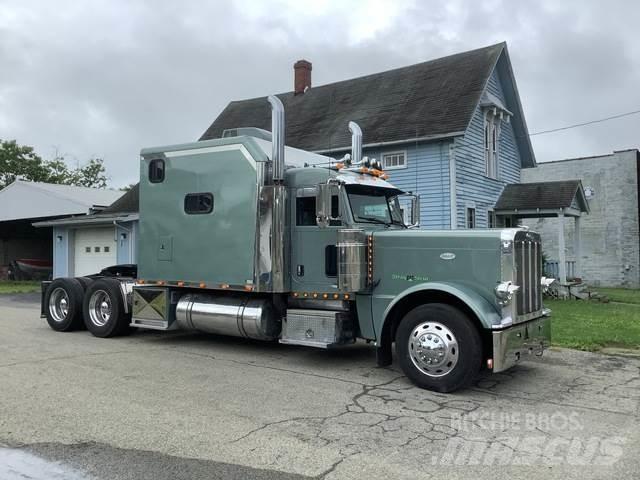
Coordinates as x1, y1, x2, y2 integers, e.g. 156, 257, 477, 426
495, 281, 520, 306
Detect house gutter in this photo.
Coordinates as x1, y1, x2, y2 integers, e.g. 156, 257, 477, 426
32, 213, 139, 228
312, 131, 464, 155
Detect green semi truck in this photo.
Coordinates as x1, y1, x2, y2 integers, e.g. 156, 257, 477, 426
41, 96, 552, 392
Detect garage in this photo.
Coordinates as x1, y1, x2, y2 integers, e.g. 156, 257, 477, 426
33, 185, 139, 279
73, 228, 118, 276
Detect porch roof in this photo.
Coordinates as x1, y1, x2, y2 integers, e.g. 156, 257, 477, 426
494, 180, 589, 217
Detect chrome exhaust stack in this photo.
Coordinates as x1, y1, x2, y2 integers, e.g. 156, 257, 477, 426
348, 121, 362, 165
268, 95, 285, 183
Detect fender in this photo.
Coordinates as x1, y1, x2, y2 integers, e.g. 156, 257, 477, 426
375, 281, 502, 342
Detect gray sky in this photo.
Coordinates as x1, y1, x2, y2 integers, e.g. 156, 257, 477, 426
1, 0, 639, 187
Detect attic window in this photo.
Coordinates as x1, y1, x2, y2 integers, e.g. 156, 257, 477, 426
484, 111, 500, 179
383, 151, 406, 170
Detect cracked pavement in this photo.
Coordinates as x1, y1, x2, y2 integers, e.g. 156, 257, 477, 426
1, 294, 639, 479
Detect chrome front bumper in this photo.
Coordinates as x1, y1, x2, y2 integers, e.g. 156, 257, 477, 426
491, 315, 551, 373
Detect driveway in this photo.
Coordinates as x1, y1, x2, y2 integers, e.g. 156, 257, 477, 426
0, 294, 638, 479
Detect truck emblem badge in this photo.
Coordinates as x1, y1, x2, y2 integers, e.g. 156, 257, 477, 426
440, 252, 456, 260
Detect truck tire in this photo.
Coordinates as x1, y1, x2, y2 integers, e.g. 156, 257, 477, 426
76, 276, 94, 290
44, 278, 85, 332
395, 303, 482, 393
83, 278, 131, 338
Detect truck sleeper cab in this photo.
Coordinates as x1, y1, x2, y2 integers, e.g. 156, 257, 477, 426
41, 96, 551, 393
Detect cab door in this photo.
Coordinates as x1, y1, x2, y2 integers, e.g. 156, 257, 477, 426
290, 188, 342, 293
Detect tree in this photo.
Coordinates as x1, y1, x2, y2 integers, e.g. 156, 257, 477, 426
0, 139, 108, 190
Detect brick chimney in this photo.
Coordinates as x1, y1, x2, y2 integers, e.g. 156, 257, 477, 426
294, 60, 312, 95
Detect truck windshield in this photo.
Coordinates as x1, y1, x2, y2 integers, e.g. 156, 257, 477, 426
346, 185, 405, 227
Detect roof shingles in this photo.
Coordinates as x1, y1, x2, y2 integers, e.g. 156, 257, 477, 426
200, 44, 505, 152
494, 180, 586, 211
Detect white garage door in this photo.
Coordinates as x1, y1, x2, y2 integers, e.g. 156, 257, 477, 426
73, 227, 117, 277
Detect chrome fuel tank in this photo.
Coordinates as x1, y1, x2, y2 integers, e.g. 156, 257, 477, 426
176, 294, 280, 341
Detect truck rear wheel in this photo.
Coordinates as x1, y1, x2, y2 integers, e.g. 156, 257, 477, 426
395, 303, 482, 393
44, 278, 85, 332
83, 278, 131, 338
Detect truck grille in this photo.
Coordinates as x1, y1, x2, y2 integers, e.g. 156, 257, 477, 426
514, 232, 542, 317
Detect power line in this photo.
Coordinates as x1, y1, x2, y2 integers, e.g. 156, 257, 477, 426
529, 108, 640, 136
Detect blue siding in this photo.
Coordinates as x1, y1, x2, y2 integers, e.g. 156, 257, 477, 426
363, 141, 452, 229
115, 221, 137, 265
455, 67, 522, 228
52, 226, 72, 278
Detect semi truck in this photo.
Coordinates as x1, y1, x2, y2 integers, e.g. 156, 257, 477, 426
41, 96, 551, 393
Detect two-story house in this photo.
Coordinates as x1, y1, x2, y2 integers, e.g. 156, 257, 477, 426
200, 42, 536, 229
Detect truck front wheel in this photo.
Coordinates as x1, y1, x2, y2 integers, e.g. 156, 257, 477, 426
395, 303, 482, 393
83, 278, 131, 338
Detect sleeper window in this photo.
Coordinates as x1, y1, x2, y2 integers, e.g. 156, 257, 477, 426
148, 159, 165, 183
184, 193, 214, 214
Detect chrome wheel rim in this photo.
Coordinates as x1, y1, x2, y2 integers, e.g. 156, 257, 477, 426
408, 321, 458, 377
88, 290, 111, 327
49, 288, 69, 322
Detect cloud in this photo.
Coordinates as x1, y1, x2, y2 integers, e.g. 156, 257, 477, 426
0, 0, 638, 186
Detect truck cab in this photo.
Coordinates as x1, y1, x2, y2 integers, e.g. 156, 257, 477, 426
41, 96, 551, 393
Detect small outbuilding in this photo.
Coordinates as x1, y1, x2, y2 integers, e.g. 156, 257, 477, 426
33, 185, 139, 278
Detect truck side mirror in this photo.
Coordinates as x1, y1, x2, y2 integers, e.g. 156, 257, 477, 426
409, 194, 421, 228
316, 181, 341, 228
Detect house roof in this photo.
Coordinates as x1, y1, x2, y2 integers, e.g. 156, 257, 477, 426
494, 180, 590, 214
102, 184, 139, 214
33, 184, 140, 227
0, 180, 124, 223
200, 43, 509, 154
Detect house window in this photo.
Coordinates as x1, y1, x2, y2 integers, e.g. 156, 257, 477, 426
488, 210, 496, 228
382, 151, 406, 170
484, 114, 499, 179
466, 208, 476, 229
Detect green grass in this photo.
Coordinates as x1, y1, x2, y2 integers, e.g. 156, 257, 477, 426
548, 298, 640, 351
0, 281, 41, 294
590, 287, 640, 304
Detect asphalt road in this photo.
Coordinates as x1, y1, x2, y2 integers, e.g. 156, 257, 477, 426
1, 293, 639, 479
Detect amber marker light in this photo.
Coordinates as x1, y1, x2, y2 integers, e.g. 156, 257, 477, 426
292, 292, 299, 298
322, 293, 329, 299
220, 283, 230, 289
333, 293, 339, 299
156, 280, 165, 285
137, 279, 145, 285
177, 281, 185, 287
312, 292, 318, 298
199, 282, 207, 288
303, 292, 309, 297
344, 294, 350, 300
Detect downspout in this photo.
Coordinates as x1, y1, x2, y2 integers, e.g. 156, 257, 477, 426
449, 142, 457, 229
